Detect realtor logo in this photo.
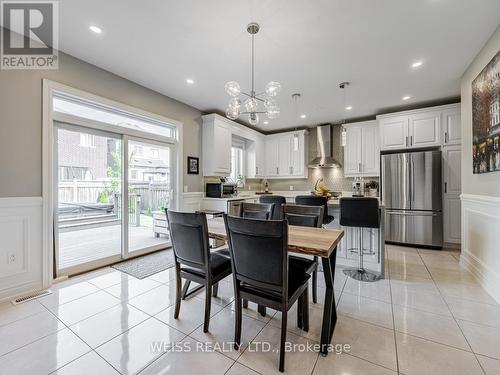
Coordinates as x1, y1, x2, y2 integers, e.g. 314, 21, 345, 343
1, 1, 58, 69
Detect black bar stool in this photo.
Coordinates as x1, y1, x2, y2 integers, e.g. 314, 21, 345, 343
339, 197, 381, 282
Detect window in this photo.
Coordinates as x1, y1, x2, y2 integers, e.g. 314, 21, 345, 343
151, 148, 159, 158
134, 145, 144, 156
59, 166, 92, 180
79, 133, 95, 147
230, 139, 245, 185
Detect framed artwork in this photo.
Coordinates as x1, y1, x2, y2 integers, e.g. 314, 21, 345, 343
472, 49, 500, 174
187, 156, 199, 174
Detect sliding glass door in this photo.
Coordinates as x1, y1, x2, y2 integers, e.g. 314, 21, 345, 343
55, 125, 175, 276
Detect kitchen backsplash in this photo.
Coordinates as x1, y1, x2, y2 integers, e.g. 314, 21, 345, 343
204, 124, 379, 193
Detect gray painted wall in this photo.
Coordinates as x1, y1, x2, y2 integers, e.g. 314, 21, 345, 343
0, 50, 203, 197
461, 26, 500, 197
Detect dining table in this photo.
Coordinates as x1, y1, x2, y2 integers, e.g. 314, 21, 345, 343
206, 217, 344, 355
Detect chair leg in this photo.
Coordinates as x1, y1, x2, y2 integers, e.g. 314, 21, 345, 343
312, 256, 318, 304
258, 305, 267, 317
174, 264, 182, 319
234, 297, 242, 351
279, 311, 287, 372
302, 287, 309, 332
203, 280, 212, 333
243, 299, 248, 308
181, 279, 191, 300
297, 295, 303, 329
213, 283, 219, 298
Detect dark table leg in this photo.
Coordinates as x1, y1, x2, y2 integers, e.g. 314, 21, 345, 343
320, 247, 338, 355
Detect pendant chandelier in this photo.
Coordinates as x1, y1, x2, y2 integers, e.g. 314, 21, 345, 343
225, 22, 281, 126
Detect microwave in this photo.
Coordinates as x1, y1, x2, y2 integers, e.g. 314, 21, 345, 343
205, 183, 236, 198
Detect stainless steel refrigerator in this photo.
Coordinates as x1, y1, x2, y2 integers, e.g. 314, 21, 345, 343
381, 150, 443, 248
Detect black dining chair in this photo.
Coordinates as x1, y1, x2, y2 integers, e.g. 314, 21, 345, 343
295, 195, 335, 226
224, 214, 310, 373
259, 195, 287, 219
284, 204, 324, 304
166, 210, 232, 332
239, 202, 274, 220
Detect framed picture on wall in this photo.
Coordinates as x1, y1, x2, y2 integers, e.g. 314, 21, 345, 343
187, 156, 199, 174
472, 49, 500, 174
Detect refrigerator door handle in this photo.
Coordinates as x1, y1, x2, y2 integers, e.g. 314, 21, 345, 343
386, 210, 439, 217
411, 157, 415, 202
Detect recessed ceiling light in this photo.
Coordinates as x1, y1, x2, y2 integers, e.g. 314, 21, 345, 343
89, 25, 102, 34
263, 121, 269, 125
402, 95, 411, 101
411, 61, 423, 68
345, 106, 353, 111
300, 114, 306, 119
186, 78, 194, 84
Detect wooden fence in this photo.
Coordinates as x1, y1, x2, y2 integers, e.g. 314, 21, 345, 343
59, 180, 170, 212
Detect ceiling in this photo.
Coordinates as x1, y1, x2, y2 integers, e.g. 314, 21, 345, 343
56, 0, 500, 131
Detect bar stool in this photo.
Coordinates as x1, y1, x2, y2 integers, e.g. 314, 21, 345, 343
340, 197, 381, 282
259, 195, 286, 220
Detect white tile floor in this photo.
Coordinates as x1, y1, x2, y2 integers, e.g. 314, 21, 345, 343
1, 245, 500, 374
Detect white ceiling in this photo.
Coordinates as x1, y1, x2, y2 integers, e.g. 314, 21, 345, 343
57, 0, 500, 131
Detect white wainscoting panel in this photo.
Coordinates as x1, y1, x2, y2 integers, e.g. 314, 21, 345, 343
182, 192, 203, 212
460, 194, 500, 304
0, 197, 44, 303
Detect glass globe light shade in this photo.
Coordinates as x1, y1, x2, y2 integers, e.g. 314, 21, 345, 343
228, 97, 241, 110
226, 107, 239, 120
249, 112, 259, 126
266, 105, 280, 119
244, 97, 258, 112
225, 81, 241, 97
265, 81, 281, 97
264, 98, 276, 108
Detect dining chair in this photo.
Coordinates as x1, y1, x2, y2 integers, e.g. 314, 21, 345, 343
239, 202, 274, 219
166, 210, 232, 332
283, 204, 324, 304
259, 195, 286, 219
295, 195, 335, 226
224, 214, 310, 372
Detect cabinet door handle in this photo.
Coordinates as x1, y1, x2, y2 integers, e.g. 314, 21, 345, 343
256, 166, 258, 175
444, 182, 447, 193
405, 136, 409, 147
445, 132, 449, 144
410, 135, 413, 146
358, 162, 362, 173
276, 167, 279, 175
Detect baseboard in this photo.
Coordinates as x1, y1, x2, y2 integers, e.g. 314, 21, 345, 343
460, 193, 500, 304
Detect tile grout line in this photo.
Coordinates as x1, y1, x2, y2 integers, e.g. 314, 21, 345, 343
416, 247, 487, 375
386, 248, 401, 375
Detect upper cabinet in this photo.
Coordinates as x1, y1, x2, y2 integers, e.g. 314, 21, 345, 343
265, 130, 308, 179
202, 114, 232, 176
442, 107, 462, 146
246, 135, 266, 178
378, 104, 460, 151
344, 121, 380, 177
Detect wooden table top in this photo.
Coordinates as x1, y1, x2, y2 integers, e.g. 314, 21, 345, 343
207, 217, 344, 258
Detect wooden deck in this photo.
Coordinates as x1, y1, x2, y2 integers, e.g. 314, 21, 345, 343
58, 224, 169, 270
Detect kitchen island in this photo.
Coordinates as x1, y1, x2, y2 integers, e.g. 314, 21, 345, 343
201, 191, 385, 277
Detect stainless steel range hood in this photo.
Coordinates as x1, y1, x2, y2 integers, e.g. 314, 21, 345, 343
308, 125, 342, 168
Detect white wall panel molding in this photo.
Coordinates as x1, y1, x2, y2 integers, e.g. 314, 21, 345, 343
460, 194, 500, 304
0, 197, 43, 303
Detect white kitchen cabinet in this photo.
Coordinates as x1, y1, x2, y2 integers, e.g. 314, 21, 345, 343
443, 195, 461, 244
443, 145, 461, 244
246, 135, 266, 178
344, 121, 380, 177
443, 145, 462, 195
442, 108, 462, 146
408, 111, 441, 148
379, 116, 409, 150
202, 114, 232, 176
378, 104, 460, 151
264, 130, 307, 178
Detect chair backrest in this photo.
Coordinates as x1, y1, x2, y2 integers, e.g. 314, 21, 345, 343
240, 202, 274, 220
283, 204, 324, 228
295, 195, 329, 224
259, 195, 287, 220
339, 197, 380, 228
166, 210, 209, 270
224, 214, 288, 295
